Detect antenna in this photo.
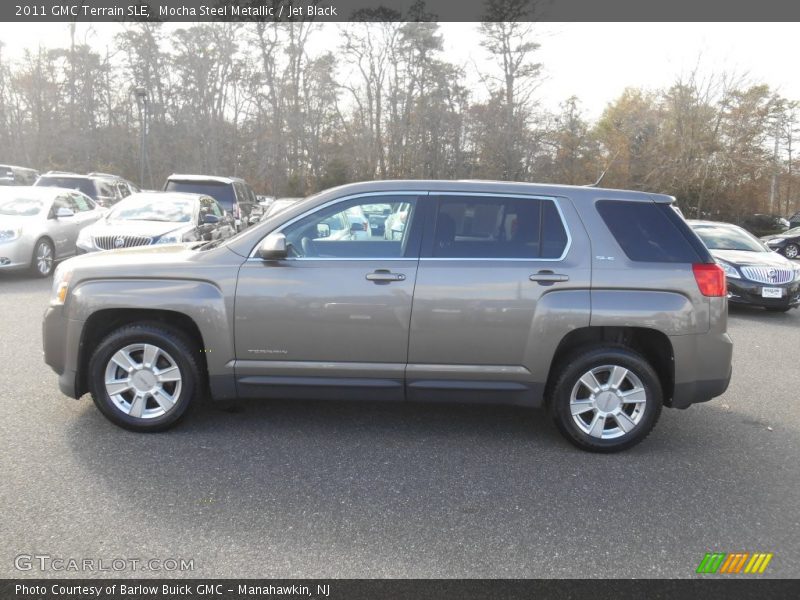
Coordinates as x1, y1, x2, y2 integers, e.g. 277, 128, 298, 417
586, 149, 621, 187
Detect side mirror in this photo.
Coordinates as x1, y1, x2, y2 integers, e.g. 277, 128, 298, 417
350, 222, 363, 234
56, 207, 74, 218
202, 213, 220, 225
257, 232, 287, 260
316, 223, 331, 238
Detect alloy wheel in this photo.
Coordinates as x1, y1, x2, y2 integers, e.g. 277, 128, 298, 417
35, 241, 53, 276
103, 343, 183, 419
569, 364, 647, 440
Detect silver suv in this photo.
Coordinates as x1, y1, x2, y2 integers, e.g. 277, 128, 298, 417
42, 181, 733, 452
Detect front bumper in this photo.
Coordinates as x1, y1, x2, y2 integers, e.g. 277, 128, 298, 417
727, 278, 800, 309
0, 237, 34, 270
42, 306, 84, 398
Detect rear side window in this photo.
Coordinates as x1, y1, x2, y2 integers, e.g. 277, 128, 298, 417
597, 200, 704, 263
431, 195, 569, 259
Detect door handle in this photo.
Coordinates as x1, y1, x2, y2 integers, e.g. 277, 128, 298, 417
366, 270, 406, 283
529, 271, 569, 283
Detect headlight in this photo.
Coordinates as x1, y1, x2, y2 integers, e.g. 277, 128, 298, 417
768, 238, 785, 244
0, 228, 22, 242
717, 260, 741, 279
50, 264, 73, 306
794, 265, 800, 282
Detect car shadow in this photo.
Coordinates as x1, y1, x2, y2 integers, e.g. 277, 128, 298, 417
728, 303, 798, 323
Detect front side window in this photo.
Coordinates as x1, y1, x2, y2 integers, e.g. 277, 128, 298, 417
282, 196, 418, 259
431, 195, 568, 259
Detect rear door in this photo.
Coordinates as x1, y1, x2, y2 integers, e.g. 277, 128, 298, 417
234, 192, 425, 401
407, 192, 591, 405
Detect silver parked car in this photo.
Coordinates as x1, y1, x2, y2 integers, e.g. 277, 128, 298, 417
43, 180, 733, 452
76, 192, 235, 253
0, 186, 104, 277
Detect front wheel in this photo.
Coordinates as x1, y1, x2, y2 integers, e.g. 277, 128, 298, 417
88, 323, 202, 432
30, 238, 54, 277
549, 346, 662, 452
783, 243, 799, 259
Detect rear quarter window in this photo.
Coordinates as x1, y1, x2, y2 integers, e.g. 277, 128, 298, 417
597, 200, 706, 263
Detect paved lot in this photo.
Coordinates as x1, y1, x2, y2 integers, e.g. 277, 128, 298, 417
1, 270, 799, 579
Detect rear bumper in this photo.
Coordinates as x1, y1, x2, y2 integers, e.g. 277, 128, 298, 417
669, 331, 733, 409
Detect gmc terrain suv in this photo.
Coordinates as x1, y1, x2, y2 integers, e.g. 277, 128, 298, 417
43, 181, 733, 452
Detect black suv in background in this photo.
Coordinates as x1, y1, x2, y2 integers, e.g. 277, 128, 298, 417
163, 174, 256, 231
35, 172, 139, 207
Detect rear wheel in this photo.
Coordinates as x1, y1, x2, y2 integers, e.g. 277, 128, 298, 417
783, 243, 798, 259
88, 323, 202, 432
30, 238, 54, 277
549, 346, 662, 452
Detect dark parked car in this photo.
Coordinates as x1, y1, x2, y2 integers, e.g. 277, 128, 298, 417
44, 180, 734, 452
0, 164, 40, 186
164, 174, 256, 232
762, 227, 800, 259
35, 172, 139, 207
75, 192, 235, 253
690, 220, 800, 312
739, 213, 790, 237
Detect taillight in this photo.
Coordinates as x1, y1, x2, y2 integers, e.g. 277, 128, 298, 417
693, 263, 726, 297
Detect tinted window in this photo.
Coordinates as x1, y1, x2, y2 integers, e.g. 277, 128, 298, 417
431, 196, 568, 259
165, 180, 236, 212
282, 197, 416, 259
36, 176, 97, 198
597, 200, 702, 263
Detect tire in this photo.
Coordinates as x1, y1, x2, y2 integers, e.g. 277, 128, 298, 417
30, 238, 55, 277
765, 306, 791, 313
549, 345, 663, 453
88, 322, 202, 432
783, 243, 799, 259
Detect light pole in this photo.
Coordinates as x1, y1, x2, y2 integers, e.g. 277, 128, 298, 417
133, 86, 149, 189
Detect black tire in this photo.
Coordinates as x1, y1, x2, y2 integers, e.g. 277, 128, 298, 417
765, 306, 791, 313
782, 243, 799, 260
549, 345, 663, 453
88, 322, 202, 432
30, 238, 55, 277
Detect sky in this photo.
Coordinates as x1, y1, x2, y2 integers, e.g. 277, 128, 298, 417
0, 21, 798, 120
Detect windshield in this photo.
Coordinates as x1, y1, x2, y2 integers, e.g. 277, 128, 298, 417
692, 224, 768, 252
108, 197, 193, 222
0, 197, 44, 216
165, 181, 235, 211
36, 176, 97, 198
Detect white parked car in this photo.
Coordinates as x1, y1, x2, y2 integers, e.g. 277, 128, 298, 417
0, 186, 104, 276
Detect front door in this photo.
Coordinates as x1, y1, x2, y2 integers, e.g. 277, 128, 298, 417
234, 193, 424, 401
